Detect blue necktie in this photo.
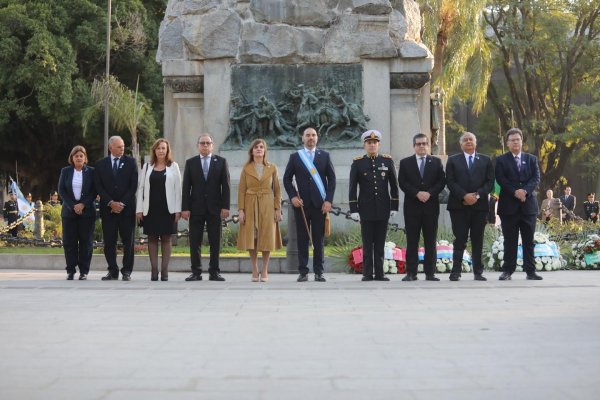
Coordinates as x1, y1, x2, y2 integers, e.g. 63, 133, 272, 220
419, 157, 425, 178
515, 156, 521, 172
468, 155, 473, 170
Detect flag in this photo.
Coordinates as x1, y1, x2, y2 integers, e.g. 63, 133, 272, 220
9, 177, 35, 229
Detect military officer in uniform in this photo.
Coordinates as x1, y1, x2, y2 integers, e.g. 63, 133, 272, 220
349, 130, 399, 281
3, 191, 20, 237
584, 193, 599, 223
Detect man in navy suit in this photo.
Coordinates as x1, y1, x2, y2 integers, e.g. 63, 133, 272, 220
495, 128, 542, 280
181, 134, 231, 282
94, 136, 138, 281
283, 127, 336, 282
446, 132, 494, 281
560, 186, 576, 222
398, 133, 446, 281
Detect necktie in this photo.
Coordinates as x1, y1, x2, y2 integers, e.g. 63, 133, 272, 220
203, 157, 209, 180
308, 150, 314, 162
419, 157, 425, 178
515, 156, 520, 172
112, 158, 119, 176
468, 155, 473, 170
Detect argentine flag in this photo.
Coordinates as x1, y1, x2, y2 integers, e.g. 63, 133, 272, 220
9, 177, 35, 229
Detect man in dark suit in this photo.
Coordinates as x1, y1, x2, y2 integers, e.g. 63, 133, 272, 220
446, 132, 494, 281
560, 186, 576, 222
283, 127, 336, 282
349, 130, 399, 281
495, 128, 542, 280
94, 136, 138, 281
181, 134, 230, 282
398, 133, 446, 281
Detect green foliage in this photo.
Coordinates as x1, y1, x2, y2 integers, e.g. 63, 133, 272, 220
42, 204, 62, 239
0, 0, 164, 198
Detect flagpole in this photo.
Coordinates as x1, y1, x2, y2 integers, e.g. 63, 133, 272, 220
15, 160, 18, 185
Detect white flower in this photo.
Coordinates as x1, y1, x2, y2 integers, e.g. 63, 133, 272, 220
517, 259, 524, 266
436, 264, 446, 273
498, 251, 504, 260
390, 266, 398, 274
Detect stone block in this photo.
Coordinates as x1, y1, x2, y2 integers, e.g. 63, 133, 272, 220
250, 0, 338, 28
399, 40, 429, 58
181, 0, 236, 15
182, 9, 242, 59
157, 19, 184, 61
400, 0, 421, 41
352, 0, 393, 15
239, 22, 325, 63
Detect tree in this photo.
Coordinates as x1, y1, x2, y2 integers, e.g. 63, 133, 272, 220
82, 75, 157, 167
420, 0, 492, 154
0, 0, 163, 198
483, 0, 600, 190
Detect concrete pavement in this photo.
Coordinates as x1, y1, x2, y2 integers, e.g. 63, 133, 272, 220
0, 270, 599, 399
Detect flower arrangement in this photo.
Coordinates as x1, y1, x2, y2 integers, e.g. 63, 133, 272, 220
570, 234, 600, 269
348, 242, 406, 274
419, 240, 472, 273
486, 231, 565, 271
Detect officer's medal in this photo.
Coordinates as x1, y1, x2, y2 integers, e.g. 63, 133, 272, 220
378, 163, 388, 177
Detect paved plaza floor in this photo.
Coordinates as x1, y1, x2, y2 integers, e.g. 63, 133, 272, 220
0, 269, 598, 400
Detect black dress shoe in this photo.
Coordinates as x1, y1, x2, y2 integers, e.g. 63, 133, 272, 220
374, 276, 390, 281
526, 273, 543, 280
79, 274, 87, 280
449, 274, 460, 281
474, 274, 487, 281
297, 274, 308, 282
314, 274, 326, 282
185, 273, 202, 281
499, 272, 512, 280
122, 273, 131, 281
66, 273, 74, 280
209, 273, 225, 281
161, 276, 168, 281
402, 274, 417, 281
362, 275, 374, 281
151, 276, 158, 282
426, 275, 440, 281
101, 273, 118, 280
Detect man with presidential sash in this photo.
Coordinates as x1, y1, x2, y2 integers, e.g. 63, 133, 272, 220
283, 127, 336, 282
349, 130, 399, 281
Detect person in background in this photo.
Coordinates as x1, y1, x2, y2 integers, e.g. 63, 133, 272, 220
136, 139, 181, 282
58, 145, 96, 280
540, 189, 562, 223
3, 191, 19, 237
583, 193, 599, 223
237, 139, 282, 282
48, 190, 61, 206
25, 193, 34, 208
560, 186, 576, 222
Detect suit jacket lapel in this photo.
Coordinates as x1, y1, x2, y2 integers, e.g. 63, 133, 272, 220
243, 163, 259, 181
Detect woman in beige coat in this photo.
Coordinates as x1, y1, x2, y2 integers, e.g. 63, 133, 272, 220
237, 139, 282, 282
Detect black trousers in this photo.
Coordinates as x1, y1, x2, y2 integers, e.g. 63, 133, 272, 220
404, 208, 438, 277
449, 209, 487, 276
62, 216, 95, 275
101, 211, 135, 276
500, 213, 536, 274
293, 205, 325, 275
189, 213, 222, 275
361, 219, 388, 278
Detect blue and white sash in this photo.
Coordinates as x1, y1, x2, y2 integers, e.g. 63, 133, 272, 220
297, 150, 326, 200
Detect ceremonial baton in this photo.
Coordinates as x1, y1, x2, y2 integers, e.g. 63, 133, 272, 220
293, 181, 313, 249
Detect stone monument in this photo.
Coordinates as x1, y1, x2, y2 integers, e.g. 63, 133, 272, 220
157, 0, 433, 225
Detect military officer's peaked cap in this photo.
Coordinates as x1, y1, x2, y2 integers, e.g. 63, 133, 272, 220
361, 130, 382, 142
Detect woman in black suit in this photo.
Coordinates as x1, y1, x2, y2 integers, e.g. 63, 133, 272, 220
58, 146, 96, 280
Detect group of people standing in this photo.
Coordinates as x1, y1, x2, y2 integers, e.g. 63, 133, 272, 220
540, 186, 598, 223
55, 125, 546, 283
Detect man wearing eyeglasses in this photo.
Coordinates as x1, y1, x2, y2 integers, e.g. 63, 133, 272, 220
398, 133, 446, 282
181, 134, 231, 282
495, 128, 542, 280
